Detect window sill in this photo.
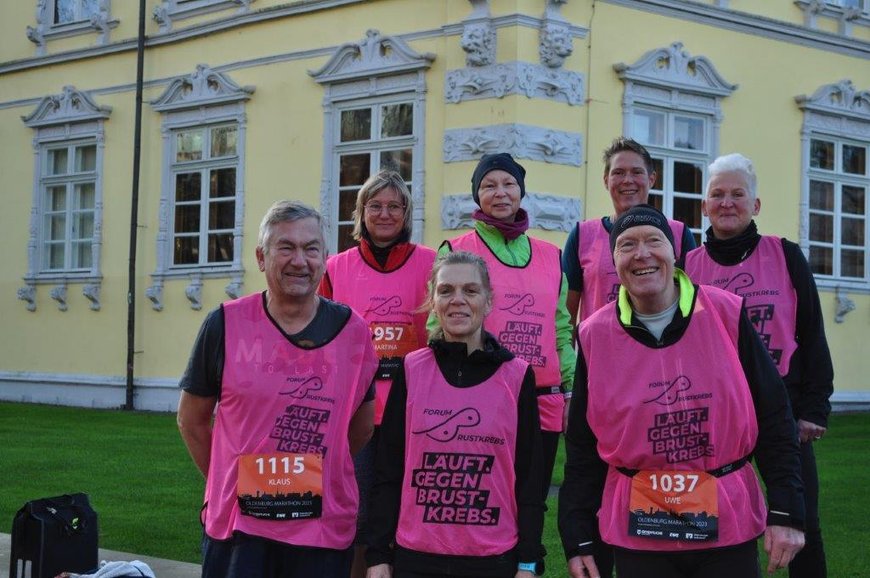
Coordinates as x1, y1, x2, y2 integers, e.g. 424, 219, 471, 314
147, 266, 245, 311
19, 274, 103, 312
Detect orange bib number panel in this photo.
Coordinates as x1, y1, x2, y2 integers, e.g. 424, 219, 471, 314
373, 322, 418, 379
237, 453, 323, 520
628, 470, 718, 542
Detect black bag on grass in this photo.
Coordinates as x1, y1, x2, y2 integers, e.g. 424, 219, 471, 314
9, 493, 98, 578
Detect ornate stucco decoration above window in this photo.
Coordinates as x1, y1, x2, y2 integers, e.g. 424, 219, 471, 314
795, 0, 870, 36
148, 64, 255, 311
20, 86, 112, 312
27, 0, 119, 57
309, 30, 435, 248
153, 0, 255, 33
441, 192, 581, 233
445, 0, 587, 105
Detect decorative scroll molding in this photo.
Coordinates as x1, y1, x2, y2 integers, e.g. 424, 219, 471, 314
27, 0, 118, 56
50, 285, 68, 312
225, 277, 243, 300
443, 124, 582, 166
18, 286, 37, 312
835, 286, 855, 323
310, 29, 435, 84
539, 0, 573, 68
22, 86, 112, 128
795, 0, 870, 34
445, 61, 584, 105
796, 79, 870, 122
82, 284, 101, 311
441, 192, 580, 232
185, 275, 204, 311
614, 42, 737, 98
145, 280, 164, 311
151, 64, 255, 112
461, 1, 496, 67
153, 0, 255, 33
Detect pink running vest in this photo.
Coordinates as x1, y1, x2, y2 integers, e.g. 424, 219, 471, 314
685, 236, 798, 377
578, 218, 685, 322
396, 347, 526, 557
578, 287, 766, 551
205, 293, 378, 549
326, 245, 436, 424
448, 232, 564, 432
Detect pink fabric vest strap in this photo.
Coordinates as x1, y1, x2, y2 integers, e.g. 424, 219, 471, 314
326, 244, 436, 424
578, 218, 685, 322
205, 293, 378, 549
396, 348, 526, 557
578, 286, 766, 551
449, 231, 564, 431
684, 236, 798, 377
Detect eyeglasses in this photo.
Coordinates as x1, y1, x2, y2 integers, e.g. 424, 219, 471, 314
365, 202, 405, 216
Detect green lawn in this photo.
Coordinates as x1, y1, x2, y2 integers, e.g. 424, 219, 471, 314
1, 403, 868, 575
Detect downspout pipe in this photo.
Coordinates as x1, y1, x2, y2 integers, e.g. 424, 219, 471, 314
125, 0, 147, 410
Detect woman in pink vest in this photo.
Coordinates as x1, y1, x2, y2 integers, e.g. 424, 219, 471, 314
559, 204, 806, 578
685, 153, 833, 578
367, 251, 546, 578
319, 170, 436, 578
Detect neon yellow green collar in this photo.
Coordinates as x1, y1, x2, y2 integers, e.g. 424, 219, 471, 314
617, 268, 695, 325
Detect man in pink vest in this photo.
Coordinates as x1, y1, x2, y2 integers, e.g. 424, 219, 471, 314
177, 201, 378, 578
562, 137, 696, 325
685, 153, 833, 578
559, 204, 805, 578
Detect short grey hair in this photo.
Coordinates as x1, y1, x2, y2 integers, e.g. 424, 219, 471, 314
257, 201, 325, 253
707, 153, 757, 199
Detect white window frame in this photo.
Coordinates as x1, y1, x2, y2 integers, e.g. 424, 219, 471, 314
615, 42, 736, 243
20, 86, 111, 312
27, 0, 118, 56
795, 0, 870, 35
152, 0, 255, 33
310, 29, 434, 255
797, 80, 870, 292
148, 64, 254, 311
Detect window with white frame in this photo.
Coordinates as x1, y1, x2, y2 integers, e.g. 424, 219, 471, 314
827, 0, 869, 11
169, 123, 238, 267
27, 0, 117, 56
310, 30, 433, 254
630, 106, 709, 246
807, 136, 868, 281
334, 100, 415, 253
152, 0, 255, 33
52, 0, 100, 25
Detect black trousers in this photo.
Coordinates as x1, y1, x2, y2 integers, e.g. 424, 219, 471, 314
789, 440, 827, 578
613, 539, 760, 578
202, 532, 353, 578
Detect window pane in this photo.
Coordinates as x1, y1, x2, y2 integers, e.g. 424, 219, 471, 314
75, 145, 96, 172
176, 130, 204, 162
176, 173, 202, 202
380, 149, 412, 180
809, 180, 834, 210
651, 158, 664, 190
75, 182, 95, 209
73, 212, 94, 240
647, 192, 664, 212
55, 0, 77, 23
209, 200, 235, 230
174, 237, 199, 265
72, 240, 92, 269
631, 110, 665, 146
381, 103, 413, 138
673, 162, 703, 194
341, 109, 372, 142
46, 243, 65, 269
337, 224, 356, 253
175, 205, 201, 233
843, 144, 867, 175
339, 189, 357, 221
211, 126, 238, 158
340, 153, 370, 187
48, 215, 66, 241
841, 249, 865, 278
48, 149, 68, 175
673, 196, 702, 230
810, 139, 834, 170
842, 185, 865, 215
47, 186, 67, 211
841, 216, 865, 246
208, 233, 233, 263
809, 213, 834, 243
673, 116, 704, 150
809, 246, 832, 275
210, 168, 236, 199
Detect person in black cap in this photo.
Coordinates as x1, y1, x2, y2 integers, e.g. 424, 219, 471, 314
558, 203, 806, 578
431, 152, 578, 576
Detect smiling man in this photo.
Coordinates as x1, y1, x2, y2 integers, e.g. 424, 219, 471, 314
562, 137, 696, 326
559, 204, 806, 578
177, 201, 378, 578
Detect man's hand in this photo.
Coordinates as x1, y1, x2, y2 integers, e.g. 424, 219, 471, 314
797, 419, 826, 444
764, 525, 805, 574
562, 400, 571, 434
567, 555, 600, 578
366, 563, 392, 578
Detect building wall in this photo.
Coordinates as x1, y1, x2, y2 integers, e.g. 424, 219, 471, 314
1, 0, 868, 410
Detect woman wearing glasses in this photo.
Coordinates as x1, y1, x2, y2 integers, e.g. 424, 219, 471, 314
319, 169, 436, 578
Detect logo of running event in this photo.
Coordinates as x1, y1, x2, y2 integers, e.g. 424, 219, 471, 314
499, 294, 534, 315
723, 272, 754, 294
643, 375, 692, 405
366, 295, 403, 316
280, 376, 323, 399
720, 273, 782, 366
413, 408, 481, 442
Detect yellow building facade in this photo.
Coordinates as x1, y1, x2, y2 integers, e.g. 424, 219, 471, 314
1, 0, 868, 410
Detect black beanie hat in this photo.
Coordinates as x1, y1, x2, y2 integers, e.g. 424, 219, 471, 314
471, 153, 526, 205
609, 204, 675, 256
